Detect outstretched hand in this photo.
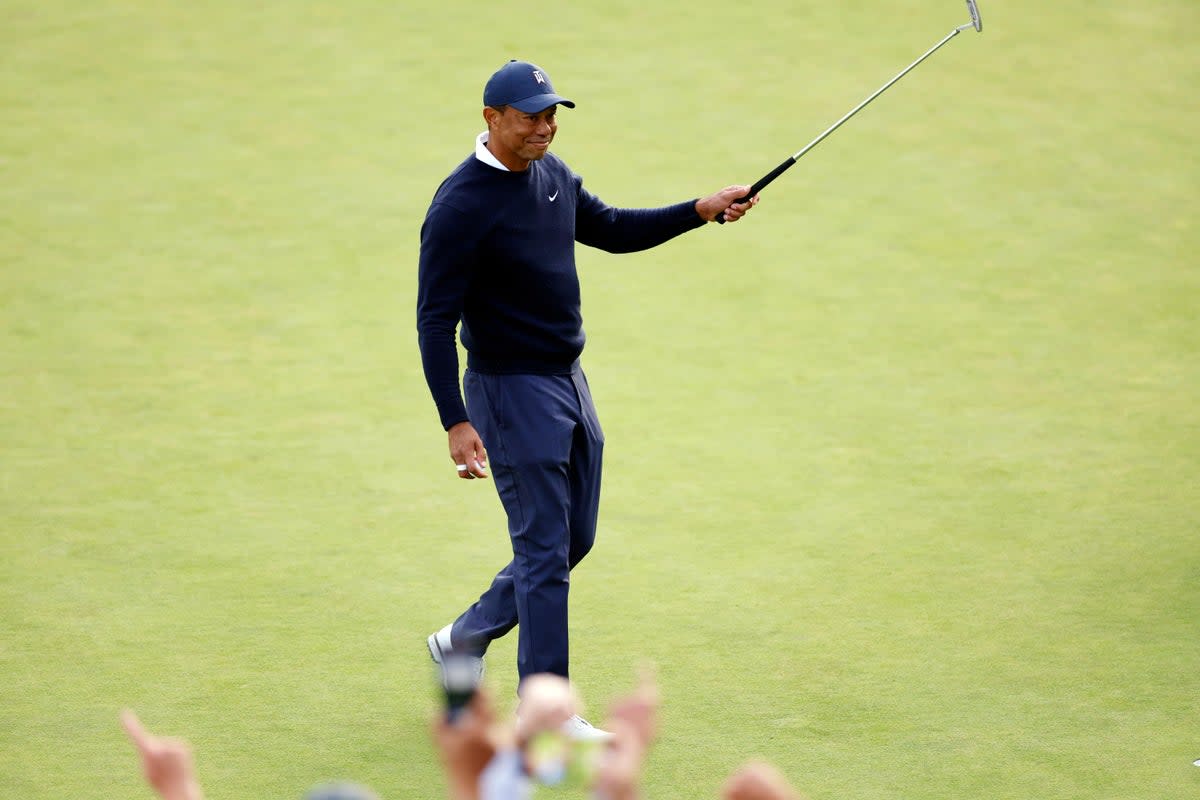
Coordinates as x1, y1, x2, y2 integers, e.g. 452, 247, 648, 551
590, 668, 660, 800
120, 710, 205, 800
696, 185, 760, 223
602, 667, 659, 750
431, 689, 500, 800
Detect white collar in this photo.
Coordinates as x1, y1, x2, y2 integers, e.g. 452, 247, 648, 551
475, 131, 509, 172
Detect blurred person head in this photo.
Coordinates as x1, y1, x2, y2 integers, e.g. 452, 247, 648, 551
721, 760, 806, 800
303, 782, 381, 800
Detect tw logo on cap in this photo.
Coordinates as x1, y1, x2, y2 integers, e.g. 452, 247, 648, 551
483, 60, 576, 111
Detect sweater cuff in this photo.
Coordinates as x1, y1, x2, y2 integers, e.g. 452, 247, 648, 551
685, 198, 708, 228
438, 403, 470, 432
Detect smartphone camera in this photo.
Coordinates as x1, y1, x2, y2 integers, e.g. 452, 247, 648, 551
441, 653, 482, 723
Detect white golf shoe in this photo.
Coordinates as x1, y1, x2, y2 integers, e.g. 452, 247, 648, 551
560, 713, 614, 742
426, 623, 484, 688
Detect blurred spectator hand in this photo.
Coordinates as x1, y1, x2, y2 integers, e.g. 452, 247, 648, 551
590, 667, 660, 800
431, 688, 500, 800
514, 673, 580, 743
603, 667, 659, 750
120, 710, 204, 800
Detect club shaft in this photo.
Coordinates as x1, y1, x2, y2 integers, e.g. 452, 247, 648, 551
743, 27, 964, 201
715, 15, 978, 223
789, 28, 962, 162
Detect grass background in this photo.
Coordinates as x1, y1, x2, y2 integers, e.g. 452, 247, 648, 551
2, 1, 1198, 798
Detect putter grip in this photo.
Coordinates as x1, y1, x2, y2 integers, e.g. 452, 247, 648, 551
713, 156, 797, 224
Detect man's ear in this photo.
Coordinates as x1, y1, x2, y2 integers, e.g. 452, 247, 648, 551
482, 106, 501, 129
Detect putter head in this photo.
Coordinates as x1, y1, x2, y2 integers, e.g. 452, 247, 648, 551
966, 0, 983, 32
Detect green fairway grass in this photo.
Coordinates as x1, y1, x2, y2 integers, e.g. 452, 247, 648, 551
2, 2, 1197, 798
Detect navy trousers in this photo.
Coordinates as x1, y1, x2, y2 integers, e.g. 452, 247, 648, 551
450, 367, 604, 680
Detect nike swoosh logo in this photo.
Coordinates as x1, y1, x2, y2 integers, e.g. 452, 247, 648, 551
548, 190, 559, 202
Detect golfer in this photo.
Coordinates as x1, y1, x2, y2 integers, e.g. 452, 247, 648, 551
418, 59, 757, 740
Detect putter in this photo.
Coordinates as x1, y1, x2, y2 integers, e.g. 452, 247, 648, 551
716, 0, 983, 222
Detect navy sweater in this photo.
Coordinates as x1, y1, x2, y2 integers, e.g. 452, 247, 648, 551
417, 151, 706, 430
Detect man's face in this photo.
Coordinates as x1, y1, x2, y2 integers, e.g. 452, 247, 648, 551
484, 104, 558, 171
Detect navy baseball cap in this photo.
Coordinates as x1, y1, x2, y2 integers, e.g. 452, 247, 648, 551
483, 60, 575, 112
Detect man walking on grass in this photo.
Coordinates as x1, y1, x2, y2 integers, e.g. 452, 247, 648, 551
417, 59, 757, 740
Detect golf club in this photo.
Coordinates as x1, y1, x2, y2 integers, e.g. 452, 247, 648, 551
715, 0, 983, 223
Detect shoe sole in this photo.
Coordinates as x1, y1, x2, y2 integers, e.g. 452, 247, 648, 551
562, 717, 615, 743
427, 633, 445, 665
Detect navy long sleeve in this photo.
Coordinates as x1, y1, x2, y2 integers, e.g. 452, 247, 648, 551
417, 152, 705, 430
